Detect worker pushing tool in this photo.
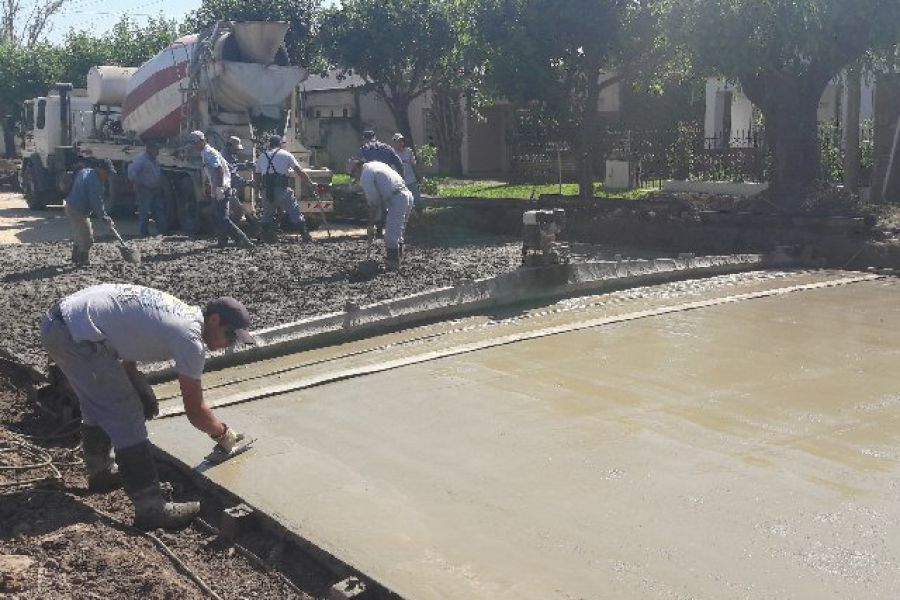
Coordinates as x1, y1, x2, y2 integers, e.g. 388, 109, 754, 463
189, 130, 254, 249
40, 284, 254, 530
254, 134, 316, 243
349, 158, 413, 270
64, 158, 119, 266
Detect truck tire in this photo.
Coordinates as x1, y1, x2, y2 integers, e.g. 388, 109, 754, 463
21, 163, 49, 210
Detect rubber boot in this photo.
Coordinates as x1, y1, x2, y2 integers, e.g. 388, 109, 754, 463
297, 219, 313, 244
81, 424, 122, 493
258, 223, 277, 243
385, 247, 400, 271
70, 246, 79, 266
77, 250, 91, 266
116, 441, 199, 530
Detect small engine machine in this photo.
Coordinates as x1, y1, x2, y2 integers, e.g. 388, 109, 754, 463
521, 208, 570, 267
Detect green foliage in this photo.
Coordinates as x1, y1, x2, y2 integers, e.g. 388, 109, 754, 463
415, 144, 438, 167
186, 0, 320, 66
0, 42, 63, 116
437, 180, 654, 200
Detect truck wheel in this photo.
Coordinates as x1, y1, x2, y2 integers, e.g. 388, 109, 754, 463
21, 163, 48, 210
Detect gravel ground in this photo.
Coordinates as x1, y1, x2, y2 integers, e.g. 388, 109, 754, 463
0, 228, 523, 370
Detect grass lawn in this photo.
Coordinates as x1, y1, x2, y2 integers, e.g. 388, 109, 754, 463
331, 173, 352, 185
436, 180, 656, 200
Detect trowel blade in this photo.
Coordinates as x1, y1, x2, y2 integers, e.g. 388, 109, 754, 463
204, 437, 257, 465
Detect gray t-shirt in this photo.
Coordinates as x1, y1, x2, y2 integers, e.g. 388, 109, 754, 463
60, 284, 206, 379
359, 161, 408, 208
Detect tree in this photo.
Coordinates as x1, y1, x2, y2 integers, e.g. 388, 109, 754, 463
317, 0, 457, 144
669, 0, 900, 209
0, 41, 62, 115
2, 0, 69, 47
186, 0, 320, 67
470, 0, 667, 198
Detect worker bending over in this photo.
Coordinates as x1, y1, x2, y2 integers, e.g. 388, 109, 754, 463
350, 159, 413, 270
64, 158, 118, 266
41, 284, 254, 530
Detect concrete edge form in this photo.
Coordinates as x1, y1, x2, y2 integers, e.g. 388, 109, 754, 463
144, 253, 769, 383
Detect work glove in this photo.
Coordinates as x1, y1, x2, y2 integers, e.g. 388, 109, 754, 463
211, 423, 244, 453
214, 186, 227, 201
127, 370, 159, 420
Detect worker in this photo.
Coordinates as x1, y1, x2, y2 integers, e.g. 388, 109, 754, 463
220, 135, 259, 230
253, 134, 315, 243
127, 140, 168, 237
188, 130, 253, 248
40, 284, 254, 530
390, 133, 420, 207
349, 158, 413, 270
359, 130, 403, 175
64, 158, 118, 266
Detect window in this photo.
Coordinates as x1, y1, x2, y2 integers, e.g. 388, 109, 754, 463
36, 99, 46, 130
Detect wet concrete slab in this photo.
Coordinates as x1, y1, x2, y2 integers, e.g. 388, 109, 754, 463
150, 271, 900, 599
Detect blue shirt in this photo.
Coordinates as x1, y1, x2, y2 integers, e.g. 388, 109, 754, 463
360, 141, 403, 175
65, 169, 108, 219
222, 147, 250, 190
127, 151, 161, 190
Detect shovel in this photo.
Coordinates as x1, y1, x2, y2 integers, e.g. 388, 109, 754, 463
107, 221, 141, 264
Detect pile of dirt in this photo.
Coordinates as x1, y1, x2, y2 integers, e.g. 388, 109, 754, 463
0, 361, 328, 599
0, 233, 521, 371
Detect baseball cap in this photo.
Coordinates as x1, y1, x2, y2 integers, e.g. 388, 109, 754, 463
146, 140, 162, 150
227, 135, 244, 150
188, 130, 206, 143
94, 158, 116, 173
268, 134, 283, 148
362, 129, 375, 140
391, 133, 404, 141
205, 297, 255, 345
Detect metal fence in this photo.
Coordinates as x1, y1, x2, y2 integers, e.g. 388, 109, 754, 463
508, 120, 875, 188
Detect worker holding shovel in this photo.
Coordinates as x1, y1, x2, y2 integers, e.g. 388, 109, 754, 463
64, 158, 118, 266
40, 284, 255, 530
349, 158, 413, 270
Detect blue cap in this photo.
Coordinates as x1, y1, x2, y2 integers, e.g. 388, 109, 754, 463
269, 135, 283, 148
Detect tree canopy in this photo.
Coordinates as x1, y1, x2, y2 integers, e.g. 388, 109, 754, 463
669, 0, 900, 206
317, 0, 457, 140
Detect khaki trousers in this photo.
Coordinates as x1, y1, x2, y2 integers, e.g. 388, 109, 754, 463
65, 203, 94, 253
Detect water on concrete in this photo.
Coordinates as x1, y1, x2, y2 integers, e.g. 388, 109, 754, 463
150, 271, 900, 599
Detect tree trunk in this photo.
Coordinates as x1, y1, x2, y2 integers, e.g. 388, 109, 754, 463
844, 64, 862, 193
382, 89, 414, 145
576, 64, 603, 200
432, 87, 463, 176
744, 76, 826, 210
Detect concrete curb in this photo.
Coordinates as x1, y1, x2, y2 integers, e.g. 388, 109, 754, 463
146, 253, 769, 383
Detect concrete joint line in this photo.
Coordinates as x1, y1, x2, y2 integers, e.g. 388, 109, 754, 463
157, 273, 879, 418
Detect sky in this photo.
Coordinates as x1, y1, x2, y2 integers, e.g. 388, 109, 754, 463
45, 0, 203, 43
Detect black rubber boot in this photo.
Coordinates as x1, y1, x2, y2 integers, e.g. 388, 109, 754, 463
385, 247, 400, 271
70, 246, 79, 266
77, 250, 91, 266
297, 219, 313, 243
81, 424, 122, 493
116, 441, 199, 530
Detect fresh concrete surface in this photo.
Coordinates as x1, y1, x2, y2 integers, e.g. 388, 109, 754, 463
151, 271, 900, 599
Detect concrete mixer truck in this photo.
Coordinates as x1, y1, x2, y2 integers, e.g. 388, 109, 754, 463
18, 21, 333, 233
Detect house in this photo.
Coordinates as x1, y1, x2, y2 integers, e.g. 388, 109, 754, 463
298, 70, 622, 177
704, 76, 875, 149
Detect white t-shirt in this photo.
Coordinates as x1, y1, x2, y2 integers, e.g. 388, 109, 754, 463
200, 145, 232, 189
397, 147, 416, 184
255, 148, 301, 176
61, 284, 206, 380
359, 161, 408, 207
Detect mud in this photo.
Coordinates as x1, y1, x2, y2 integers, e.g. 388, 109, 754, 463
0, 232, 525, 371
0, 361, 329, 599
